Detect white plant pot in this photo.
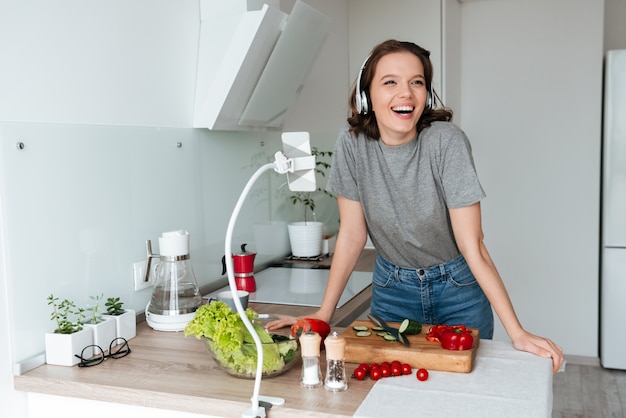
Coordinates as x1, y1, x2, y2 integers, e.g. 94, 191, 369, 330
287, 221, 324, 257
84, 317, 117, 349
102, 309, 136, 341
45, 327, 94, 367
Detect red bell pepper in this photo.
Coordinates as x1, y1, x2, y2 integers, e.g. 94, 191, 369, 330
425, 324, 468, 343
440, 328, 474, 351
291, 318, 331, 343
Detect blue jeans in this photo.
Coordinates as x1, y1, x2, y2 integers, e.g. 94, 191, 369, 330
370, 254, 494, 339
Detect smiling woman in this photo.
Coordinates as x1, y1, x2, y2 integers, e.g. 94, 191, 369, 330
268, 39, 565, 374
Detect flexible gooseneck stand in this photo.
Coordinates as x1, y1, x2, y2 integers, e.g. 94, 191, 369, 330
224, 138, 315, 418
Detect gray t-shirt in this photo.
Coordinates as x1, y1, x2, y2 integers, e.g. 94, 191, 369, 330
326, 121, 486, 268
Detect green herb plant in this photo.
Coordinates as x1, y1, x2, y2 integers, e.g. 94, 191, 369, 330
47, 294, 86, 334
289, 147, 335, 224
87, 293, 105, 324
105, 297, 125, 316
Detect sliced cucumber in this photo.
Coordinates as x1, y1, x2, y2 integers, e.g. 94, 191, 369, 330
399, 319, 422, 335
355, 330, 372, 337
371, 326, 385, 332
383, 334, 397, 342
352, 325, 369, 332
376, 332, 389, 337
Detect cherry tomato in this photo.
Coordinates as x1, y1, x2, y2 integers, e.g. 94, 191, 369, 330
380, 365, 391, 378
370, 368, 382, 381
416, 368, 429, 381
391, 364, 402, 377
370, 362, 380, 369
401, 363, 412, 375
391, 360, 402, 368
380, 361, 391, 369
353, 367, 367, 381
358, 363, 371, 373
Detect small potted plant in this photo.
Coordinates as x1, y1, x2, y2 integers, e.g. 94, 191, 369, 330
287, 147, 336, 257
83, 293, 117, 349
102, 296, 136, 340
45, 294, 93, 366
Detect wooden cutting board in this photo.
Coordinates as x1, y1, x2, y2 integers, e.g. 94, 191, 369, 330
341, 320, 480, 373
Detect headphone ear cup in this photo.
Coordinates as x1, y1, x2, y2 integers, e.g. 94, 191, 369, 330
426, 85, 434, 109
360, 90, 369, 115
355, 55, 371, 115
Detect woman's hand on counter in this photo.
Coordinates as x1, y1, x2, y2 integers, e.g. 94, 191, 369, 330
510, 330, 565, 373
265, 315, 299, 331
264, 311, 331, 332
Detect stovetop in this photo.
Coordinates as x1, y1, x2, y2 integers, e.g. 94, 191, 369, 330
209, 267, 372, 308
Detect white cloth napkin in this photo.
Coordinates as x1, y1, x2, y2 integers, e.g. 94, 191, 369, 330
353, 340, 553, 418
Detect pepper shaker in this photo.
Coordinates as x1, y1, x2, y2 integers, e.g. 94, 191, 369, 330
324, 331, 347, 392
299, 331, 322, 388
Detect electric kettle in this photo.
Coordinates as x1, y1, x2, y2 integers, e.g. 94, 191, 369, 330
145, 230, 202, 331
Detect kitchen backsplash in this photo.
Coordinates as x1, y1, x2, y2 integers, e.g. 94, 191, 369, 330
0, 121, 338, 363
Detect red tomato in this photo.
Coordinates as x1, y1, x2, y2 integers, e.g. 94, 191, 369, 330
416, 368, 429, 381
358, 363, 371, 373
370, 363, 380, 370
380, 365, 391, 378
353, 367, 367, 381
380, 361, 390, 369
370, 368, 382, 381
391, 364, 402, 377
391, 360, 401, 368
401, 363, 412, 375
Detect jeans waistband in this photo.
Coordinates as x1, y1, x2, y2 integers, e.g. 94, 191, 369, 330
376, 253, 467, 279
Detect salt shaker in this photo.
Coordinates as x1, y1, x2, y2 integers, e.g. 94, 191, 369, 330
324, 331, 347, 392
299, 331, 322, 388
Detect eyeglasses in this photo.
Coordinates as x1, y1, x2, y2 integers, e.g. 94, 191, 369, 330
75, 337, 131, 368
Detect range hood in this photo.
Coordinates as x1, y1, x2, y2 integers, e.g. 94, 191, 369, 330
193, 0, 331, 131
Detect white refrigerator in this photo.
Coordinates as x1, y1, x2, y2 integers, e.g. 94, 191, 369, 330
600, 49, 626, 370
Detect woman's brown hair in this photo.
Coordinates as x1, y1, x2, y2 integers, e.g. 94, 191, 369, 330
348, 40, 452, 139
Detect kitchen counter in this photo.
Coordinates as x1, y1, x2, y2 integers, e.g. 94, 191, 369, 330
13, 250, 554, 417
15, 307, 375, 417
15, 251, 378, 418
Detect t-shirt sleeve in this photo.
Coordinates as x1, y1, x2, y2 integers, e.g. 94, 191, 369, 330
326, 128, 361, 202
439, 128, 486, 208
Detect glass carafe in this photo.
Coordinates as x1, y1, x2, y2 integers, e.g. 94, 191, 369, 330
146, 230, 202, 330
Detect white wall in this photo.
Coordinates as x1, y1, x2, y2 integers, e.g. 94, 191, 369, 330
459, 0, 604, 357
347, 0, 443, 95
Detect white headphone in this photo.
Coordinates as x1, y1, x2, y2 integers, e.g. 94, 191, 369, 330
355, 55, 371, 115
355, 54, 434, 115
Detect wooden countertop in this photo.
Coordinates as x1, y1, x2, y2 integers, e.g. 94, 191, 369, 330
15, 319, 376, 417
14, 251, 378, 417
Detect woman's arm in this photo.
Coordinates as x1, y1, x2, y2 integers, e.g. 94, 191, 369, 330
449, 202, 564, 373
314, 196, 368, 322
265, 196, 368, 330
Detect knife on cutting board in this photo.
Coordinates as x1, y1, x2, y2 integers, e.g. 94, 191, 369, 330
367, 313, 410, 346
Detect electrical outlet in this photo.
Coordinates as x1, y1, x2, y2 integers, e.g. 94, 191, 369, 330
133, 260, 156, 291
